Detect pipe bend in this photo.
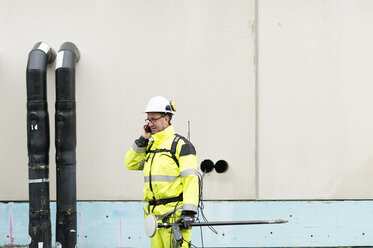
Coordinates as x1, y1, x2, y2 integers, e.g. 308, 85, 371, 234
27, 42, 56, 71
56, 42, 80, 70
31, 42, 56, 64
58, 42, 80, 62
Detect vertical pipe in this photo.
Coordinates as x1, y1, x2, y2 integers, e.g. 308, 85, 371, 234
26, 42, 56, 248
55, 42, 80, 248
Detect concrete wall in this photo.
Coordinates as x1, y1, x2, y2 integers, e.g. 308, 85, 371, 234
1, 0, 373, 201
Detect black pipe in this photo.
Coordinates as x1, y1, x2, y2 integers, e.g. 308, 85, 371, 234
200, 159, 214, 173
214, 160, 229, 173
55, 42, 80, 247
26, 42, 56, 248
159, 219, 288, 228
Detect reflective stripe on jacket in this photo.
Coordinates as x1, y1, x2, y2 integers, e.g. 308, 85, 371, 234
125, 125, 199, 213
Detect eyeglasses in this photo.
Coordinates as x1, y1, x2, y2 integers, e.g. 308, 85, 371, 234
145, 115, 165, 124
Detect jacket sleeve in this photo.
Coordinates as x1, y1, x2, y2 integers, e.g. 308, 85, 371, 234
124, 136, 148, 171
177, 140, 199, 214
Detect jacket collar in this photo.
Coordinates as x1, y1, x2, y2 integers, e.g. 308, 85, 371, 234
151, 125, 175, 145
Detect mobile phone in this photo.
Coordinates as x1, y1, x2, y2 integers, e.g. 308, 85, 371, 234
145, 124, 152, 133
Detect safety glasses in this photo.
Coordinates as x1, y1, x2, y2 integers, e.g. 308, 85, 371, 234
145, 115, 165, 124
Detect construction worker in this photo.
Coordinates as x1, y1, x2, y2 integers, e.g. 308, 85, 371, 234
125, 96, 199, 248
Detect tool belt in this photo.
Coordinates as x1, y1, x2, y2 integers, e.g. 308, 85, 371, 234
148, 194, 183, 206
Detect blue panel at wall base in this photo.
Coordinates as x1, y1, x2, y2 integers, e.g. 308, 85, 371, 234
0, 201, 372, 247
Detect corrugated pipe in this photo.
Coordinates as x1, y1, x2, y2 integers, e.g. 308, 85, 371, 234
26, 42, 56, 248
55, 42, 80, 248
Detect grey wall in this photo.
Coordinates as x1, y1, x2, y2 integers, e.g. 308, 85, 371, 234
258, 0, 373, 199
0, 0, 372, 201
0, 0, 256, 201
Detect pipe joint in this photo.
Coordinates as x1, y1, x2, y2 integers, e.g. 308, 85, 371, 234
56, 42, 80, 69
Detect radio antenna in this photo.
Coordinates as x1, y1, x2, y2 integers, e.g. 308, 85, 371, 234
187, 121, 191, 141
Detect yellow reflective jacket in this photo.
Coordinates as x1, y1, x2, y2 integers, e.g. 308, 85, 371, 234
125, 125, 199, 214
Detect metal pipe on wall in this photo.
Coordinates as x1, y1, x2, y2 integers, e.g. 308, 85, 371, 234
55, 42, 80, 248
26, 42, 56, 248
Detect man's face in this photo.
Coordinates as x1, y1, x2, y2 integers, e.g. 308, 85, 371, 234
146, 112, 170, 134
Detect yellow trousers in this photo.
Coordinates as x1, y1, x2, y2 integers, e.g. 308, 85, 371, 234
150, 226, 191, 248
145, 203, 192, 248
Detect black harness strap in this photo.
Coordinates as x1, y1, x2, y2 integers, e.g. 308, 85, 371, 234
146, 134, 181, 166
148, 193, 183, 206
148, 153, 157, 211
170, 135, 180, 166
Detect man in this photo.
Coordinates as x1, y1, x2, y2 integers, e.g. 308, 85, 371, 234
125, 96, 199, 248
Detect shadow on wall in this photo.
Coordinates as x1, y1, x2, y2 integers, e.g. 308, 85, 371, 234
333, 156, 373, 198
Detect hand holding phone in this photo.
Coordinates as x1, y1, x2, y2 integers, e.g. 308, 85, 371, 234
142, 124, 152, 139
145, 124, 151, 133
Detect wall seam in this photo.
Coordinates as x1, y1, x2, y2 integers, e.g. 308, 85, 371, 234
254, 0, 259, 200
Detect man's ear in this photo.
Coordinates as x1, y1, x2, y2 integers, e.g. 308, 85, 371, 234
164, 115, 170, 123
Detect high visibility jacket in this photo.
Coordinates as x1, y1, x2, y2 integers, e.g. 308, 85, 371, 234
125, 125, 199, 214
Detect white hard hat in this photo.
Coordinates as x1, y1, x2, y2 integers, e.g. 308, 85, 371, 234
145, 96, 176, 114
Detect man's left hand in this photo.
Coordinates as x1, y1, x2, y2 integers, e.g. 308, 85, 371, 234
177, 211, 195, 229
